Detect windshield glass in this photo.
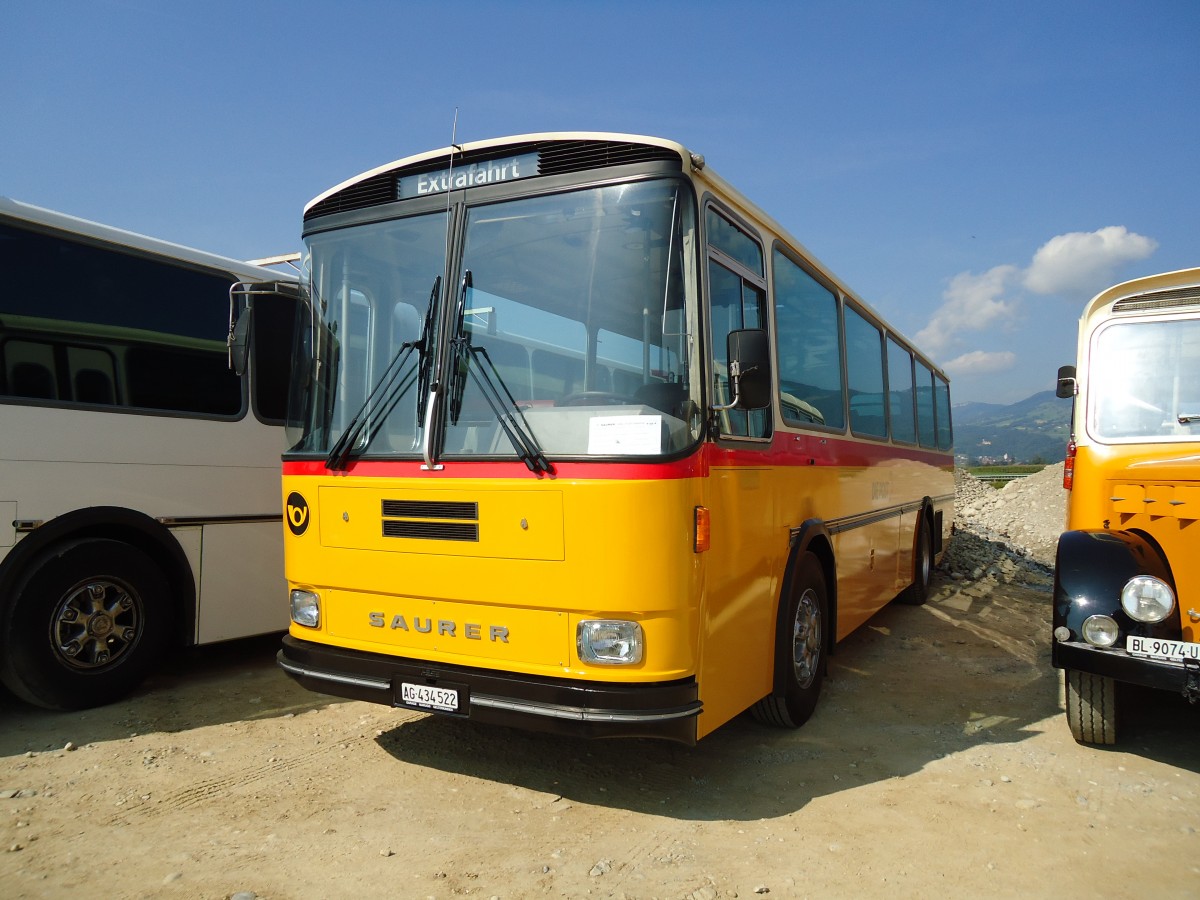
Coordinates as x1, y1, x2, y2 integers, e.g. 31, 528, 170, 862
287, 210, 448, 456
1089, 316, 1200, 441
288, 179, 702, 462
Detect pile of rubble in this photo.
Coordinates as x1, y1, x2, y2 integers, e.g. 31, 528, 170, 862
938, 463, 1067, 584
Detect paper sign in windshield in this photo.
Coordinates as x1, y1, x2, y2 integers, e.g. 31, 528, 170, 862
588, 415, 662, 455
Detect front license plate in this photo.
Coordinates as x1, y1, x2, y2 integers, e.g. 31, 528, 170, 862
1127, 635, 1200, 662
398, 681, 465, 714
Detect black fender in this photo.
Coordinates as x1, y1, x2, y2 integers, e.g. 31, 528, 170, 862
770, 518, 837, 695
0, 506, 197, 649
1052, 529, 1180, 648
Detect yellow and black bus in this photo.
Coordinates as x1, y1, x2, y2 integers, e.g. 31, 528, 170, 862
275, 133, 954, 743
1053, 266, 1200, 744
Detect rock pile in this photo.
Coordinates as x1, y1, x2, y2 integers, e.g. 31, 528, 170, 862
938, 463, 1067, 583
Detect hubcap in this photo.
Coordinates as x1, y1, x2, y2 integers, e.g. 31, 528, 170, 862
52, 580, 141, 670
791, 587, 822, 689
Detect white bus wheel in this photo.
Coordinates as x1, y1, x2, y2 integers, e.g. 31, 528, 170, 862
0, 539, 172, 710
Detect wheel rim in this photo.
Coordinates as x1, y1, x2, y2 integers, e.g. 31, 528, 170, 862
50, 579, 142, 670
791, 587, 823, 689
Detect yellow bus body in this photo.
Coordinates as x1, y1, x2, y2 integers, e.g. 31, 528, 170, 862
1052, 266, 1200, 743
284, 449, 951, 740
278, 132, 954, 743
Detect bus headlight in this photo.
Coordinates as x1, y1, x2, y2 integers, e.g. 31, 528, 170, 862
1120, 576, 1175, 623
577, 620, 643, 665
1082, 615, 1119, 648
290, 589, 321, 628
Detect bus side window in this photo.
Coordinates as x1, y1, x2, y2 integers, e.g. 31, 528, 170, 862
916, 361, 937, 447
887, 337, 916, 444
844, 304, 887, 439
772, 249, 844, 430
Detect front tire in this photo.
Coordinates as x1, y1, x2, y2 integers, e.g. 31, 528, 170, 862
752, 552, 827, 728
1064, 669, 1118, 745
0, 539, 173, 710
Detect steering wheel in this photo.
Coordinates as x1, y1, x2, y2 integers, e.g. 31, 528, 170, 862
555, 391, 640, 407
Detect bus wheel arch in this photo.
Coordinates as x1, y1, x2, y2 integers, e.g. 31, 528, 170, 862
0, 508, 195, 709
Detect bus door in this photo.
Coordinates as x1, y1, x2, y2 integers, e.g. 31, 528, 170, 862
697, 205, 779, 733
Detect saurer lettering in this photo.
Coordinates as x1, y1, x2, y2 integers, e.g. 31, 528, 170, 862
368, 612, 508, 642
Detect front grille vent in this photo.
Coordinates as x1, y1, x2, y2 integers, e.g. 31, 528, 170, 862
381, 498, 479, 542
382, 500, 477, 519
1113, 287, 1200, 313
383, 520, 479, 542
305, 139, 683, 221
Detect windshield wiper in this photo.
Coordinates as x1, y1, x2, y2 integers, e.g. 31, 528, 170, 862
448, 271, 552, 474
325, 276, 440, 471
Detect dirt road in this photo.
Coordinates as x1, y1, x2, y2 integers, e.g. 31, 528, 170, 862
3, 555, 1199, 899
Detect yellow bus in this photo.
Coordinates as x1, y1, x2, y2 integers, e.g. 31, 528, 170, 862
275, 133, 954, 743
1053, 266, 1200, 744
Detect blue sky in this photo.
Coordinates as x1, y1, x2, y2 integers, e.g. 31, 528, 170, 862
4, 1, 1197, 405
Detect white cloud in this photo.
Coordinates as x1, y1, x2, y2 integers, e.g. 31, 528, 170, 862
915, 264, 1019, 354
1023, 226, 1158, 297
916, 225, 1158, 365
942, 349, 1016, 376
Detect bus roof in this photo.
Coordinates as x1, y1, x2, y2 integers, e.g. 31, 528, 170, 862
0, 196, 296, 283
1083, 266, 1200, 321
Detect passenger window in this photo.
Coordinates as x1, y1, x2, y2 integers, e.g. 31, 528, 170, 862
845, 305, 886, 439
772, 249, 844, 429
887, 337, 916, 444
251, 292, 300, 424
0, 222, 242, 416
935, 374, 953, 450
916, 360, 937, 448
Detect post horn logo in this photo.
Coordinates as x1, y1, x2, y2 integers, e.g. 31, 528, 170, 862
286, 492, 310, 536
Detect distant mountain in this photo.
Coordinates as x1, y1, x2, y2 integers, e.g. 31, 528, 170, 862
951, 390, 1072, 464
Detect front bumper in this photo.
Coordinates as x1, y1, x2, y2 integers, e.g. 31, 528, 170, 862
1052, 640, 1200, 700
278, 634, 702, 744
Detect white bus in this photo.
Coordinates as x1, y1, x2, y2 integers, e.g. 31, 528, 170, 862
0, 197, 298, 709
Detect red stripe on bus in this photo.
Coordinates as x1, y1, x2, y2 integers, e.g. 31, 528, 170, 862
282, 435, 950, 480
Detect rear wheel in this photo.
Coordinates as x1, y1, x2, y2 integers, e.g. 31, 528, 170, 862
1064, 669, 1118, 745
0, 539, 172, 710
752, 552, 827, 728
897, 519, 933, 605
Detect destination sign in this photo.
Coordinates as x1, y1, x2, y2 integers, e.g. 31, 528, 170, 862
397, 152, 539, 199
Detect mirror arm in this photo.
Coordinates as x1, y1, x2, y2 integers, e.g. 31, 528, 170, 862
710, 360, 744, 412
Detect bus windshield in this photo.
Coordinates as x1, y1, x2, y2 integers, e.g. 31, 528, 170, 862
289, 178, 702, 463
1090, 316, 1200, 441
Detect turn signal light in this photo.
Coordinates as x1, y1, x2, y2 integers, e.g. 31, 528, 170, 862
1063, 440, 1076, 491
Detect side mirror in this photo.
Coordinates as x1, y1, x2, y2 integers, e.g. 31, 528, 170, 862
228, 279, 300, 375
1056, 364, 1077, 399
720, 328, 771, 411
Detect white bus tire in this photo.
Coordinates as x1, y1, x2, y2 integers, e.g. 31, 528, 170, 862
0, 538, 172, 710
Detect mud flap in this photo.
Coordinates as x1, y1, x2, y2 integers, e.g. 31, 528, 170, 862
1184, 658, 1200, 704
